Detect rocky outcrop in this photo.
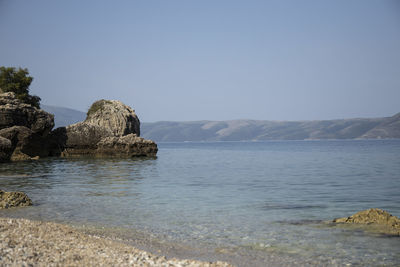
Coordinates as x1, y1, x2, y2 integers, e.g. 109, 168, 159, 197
0, 190, 32, 209
333, 208, 400, 236
0, 92, 55, 161
53, 99, 157, 158
0, 92, 54, 136
0, 92, 157, 160
85, 99, 140, 136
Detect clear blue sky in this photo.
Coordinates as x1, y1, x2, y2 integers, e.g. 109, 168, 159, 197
1, 0, 399, 122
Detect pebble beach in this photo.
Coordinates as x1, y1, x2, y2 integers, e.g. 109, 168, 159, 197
0, 217, 232, 267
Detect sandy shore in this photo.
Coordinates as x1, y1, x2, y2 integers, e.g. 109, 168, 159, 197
0, 217, 233, 267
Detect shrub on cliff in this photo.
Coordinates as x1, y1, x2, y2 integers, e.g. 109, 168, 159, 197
0, 67, 41, 108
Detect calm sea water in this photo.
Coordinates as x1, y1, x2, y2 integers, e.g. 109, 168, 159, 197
1, 140, 400, 266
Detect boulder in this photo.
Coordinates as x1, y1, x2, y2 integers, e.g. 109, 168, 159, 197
0, 92, 54, 136
85, 99, 140, 136
0, 136, 13, 162
55, 99, 157, 158
0, 190, 32, 209
333, 208, 400, 236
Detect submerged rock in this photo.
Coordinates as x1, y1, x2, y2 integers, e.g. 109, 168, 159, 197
333, 208, 400, 236
0, 190, 32, 209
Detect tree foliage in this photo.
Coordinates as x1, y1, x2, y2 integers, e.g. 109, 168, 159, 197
0, 67, 41, 108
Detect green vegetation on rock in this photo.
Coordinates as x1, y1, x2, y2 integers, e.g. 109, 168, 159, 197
86, 99, 112, 118
0, 66, 41, 108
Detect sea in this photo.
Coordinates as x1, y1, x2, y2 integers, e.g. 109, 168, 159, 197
1, 140, 400, 266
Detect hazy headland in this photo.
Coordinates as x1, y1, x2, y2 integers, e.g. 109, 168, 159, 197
43, 105, 400, 142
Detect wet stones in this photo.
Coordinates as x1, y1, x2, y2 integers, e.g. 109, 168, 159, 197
0, 190, 32, 209
333, 208, 400, 236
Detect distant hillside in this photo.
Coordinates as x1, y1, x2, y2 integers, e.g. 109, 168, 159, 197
42, 105, 400, 141
141, 113, 400, 142
42, 105, 86, 128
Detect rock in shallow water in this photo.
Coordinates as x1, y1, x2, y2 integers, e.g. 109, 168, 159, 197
333, 208, 400, 236
0, 190, 32, 209
0, 92, 157, 160
52, 99, 157, 158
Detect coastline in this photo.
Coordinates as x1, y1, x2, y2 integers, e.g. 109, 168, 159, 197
0, 217, 232, 267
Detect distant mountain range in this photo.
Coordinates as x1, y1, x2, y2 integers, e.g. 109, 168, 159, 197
42, 105, 86, 128
42, 105, 400, 141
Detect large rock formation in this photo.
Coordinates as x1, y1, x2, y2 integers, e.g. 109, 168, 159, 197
0, 190, 32, 209
333, 208, 400, 236
53, 99, 157, 158
85, 99, 140, 136
0, 92, 157, 161
0, 92, 55, 161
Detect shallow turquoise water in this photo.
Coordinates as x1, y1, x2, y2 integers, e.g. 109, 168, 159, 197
1, 140, 400, 266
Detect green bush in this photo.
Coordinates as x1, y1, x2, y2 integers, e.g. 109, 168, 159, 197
0, 67, 41, 108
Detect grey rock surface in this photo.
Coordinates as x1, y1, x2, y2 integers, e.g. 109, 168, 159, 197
85, 99, 140, 136
96, 134, 158, 157
64, 122, 113, 150
56, 99, 157, 158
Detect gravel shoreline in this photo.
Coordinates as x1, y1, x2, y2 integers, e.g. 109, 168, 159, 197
0, 217, 233, 267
